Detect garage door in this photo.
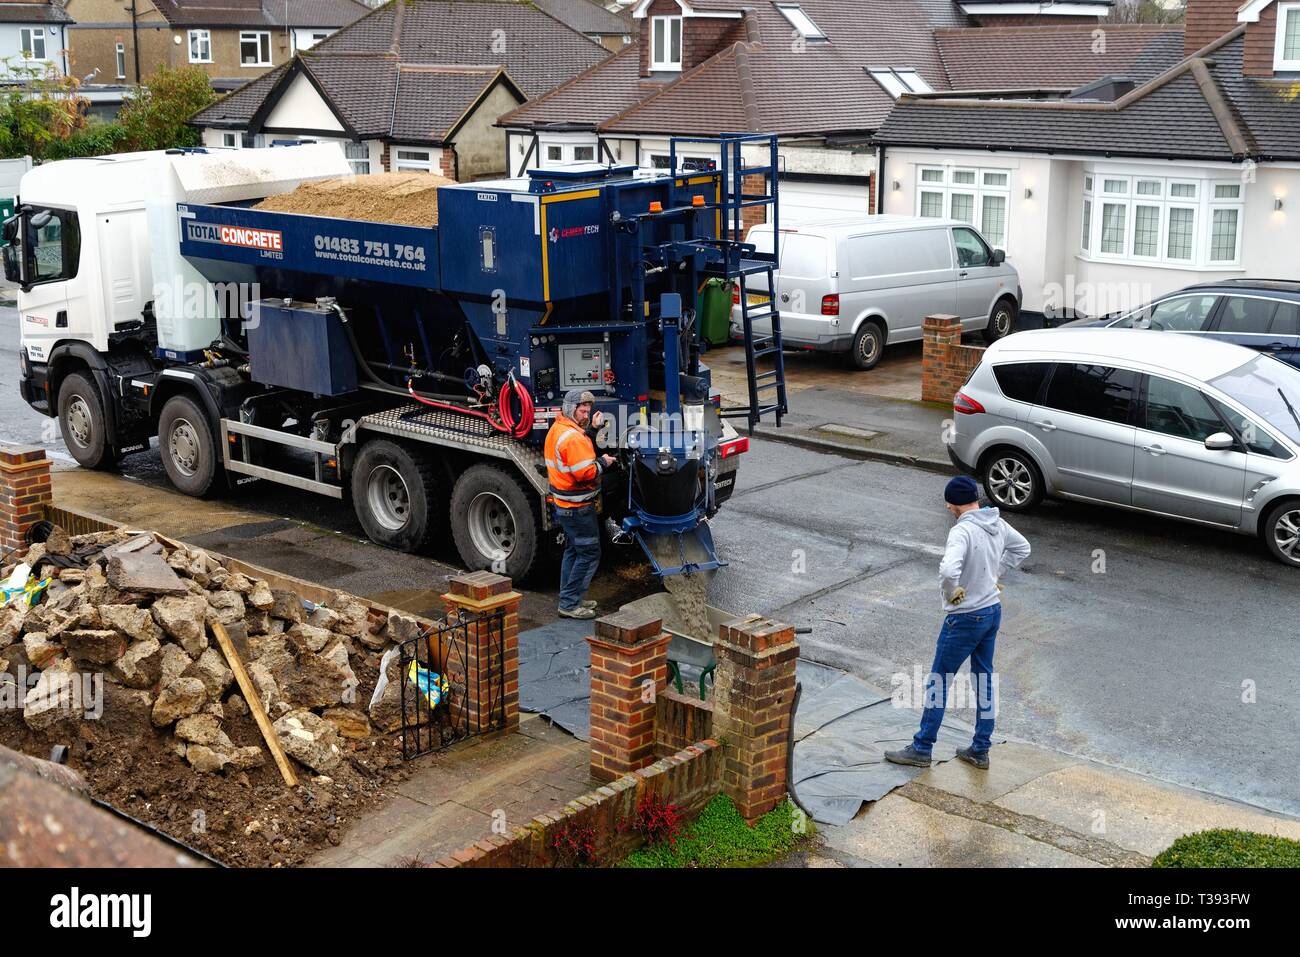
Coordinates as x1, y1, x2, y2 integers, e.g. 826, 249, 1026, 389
773, 179, 872, 225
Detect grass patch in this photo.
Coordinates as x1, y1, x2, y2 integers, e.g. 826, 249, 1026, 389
618, 794, 812, 868
1153, 829, 1300, 868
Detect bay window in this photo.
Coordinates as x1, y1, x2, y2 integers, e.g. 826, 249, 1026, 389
1080, 169, 1243, 268
916, 165, 1011, 246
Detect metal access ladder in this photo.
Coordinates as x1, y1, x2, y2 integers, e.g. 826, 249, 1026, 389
670, 133, 788, 434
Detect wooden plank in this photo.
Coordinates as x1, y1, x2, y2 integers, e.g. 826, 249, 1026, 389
211, 621, 299, 789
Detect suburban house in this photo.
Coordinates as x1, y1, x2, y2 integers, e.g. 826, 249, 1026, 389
64, 0, 369, 87
875, 0, 1300, 317
497, 0, 1177, 228
534, 0, 634, 50
189, 0, 612, 180
0, 1, 73, 77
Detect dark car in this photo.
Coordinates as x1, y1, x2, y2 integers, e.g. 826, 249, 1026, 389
1058, 279, 1300, 369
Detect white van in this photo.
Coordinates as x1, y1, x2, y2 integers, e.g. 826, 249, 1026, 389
730, 216, 1021, 370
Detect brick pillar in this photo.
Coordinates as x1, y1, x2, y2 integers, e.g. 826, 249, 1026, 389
438, 147, 458, 181
737, 172, 767, 238
0, 445, 51, 556
586, 610, 671, 781
921, 313, 963, 404
442, 571, 521, 734
711, 614, 799, 823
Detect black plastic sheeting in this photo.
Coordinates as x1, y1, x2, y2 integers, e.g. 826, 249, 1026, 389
518, 620, 985, 825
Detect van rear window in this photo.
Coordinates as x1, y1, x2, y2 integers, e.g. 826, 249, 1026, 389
775, 234, 827, 279
992, 362, 1050, 403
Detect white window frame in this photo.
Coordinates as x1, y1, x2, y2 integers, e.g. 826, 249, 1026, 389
914, 165, 1011, 247
222, 132, 238, 148
393, 148, 434, 172
240, 30, 272, 67
650, 16, 682, 71
1274, 3, 1300, 71
19, 28, 46, 61
188, 29, 211, 64
345, 141, 371, 175
115, 42, 126, 79
1079, 168, 1244, 268
775, 4, 827, 41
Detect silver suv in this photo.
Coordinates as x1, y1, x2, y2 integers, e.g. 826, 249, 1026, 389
948, 328, 1300, 567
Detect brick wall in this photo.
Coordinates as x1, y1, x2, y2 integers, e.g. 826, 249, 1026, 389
921, 314, 985, 404
638, 0, 742, 76
739, 172, 767, 238
653, 689, 713, 759
1243, 3, 1278, 77
968, 14, 1100, 26
439, 739, 722, 867
0, 446, 51, 557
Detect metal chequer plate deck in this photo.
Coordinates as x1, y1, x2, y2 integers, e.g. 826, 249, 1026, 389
357, 403, 549, 497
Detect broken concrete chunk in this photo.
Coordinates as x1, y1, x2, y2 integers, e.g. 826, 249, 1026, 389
63, 629, 128, 667
151, 676, 207, 727
185, 744, 231, 774
175, 712, 223, 745
286, 623, 332, 654
110, 638, 163, 689
273, 709, 342, 774
268, 589, 304, 624
184, 646, 233, 700
22, 632, 63, 669
322, 706, 370, 740
226, 693, 248, 716
385, 612, 422, 644
248, 579, 275, 611
204, 590, 246, 627
158, 643, 192, 687
276, 648, 353, 710
23, 669, 85, 731
247, 661, 281, 713
229, 746, 265, 770
42, 525, 72, 556
100, 604, 164, 643
102, 534, 162, 563
107, 552, 188, 596
307, 606, 340, 631
150, 594, 209, 657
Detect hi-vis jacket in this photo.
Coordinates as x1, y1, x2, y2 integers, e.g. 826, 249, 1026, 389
545, 415, 602, 508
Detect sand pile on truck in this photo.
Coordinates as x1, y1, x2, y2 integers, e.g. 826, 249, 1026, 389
0, 526, 438, 866
253, 171, 454, 226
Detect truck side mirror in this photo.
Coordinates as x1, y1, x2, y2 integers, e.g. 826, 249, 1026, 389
1, 239, 19, 285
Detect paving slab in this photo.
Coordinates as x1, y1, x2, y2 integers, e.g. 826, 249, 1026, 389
825, 792, 1102, 868
994, 764, 1300, 858
913, 740, 1077, 804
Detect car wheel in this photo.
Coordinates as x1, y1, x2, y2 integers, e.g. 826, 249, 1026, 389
1262, 499, 1300, 568
57, 372, 119, 470
981, 449, 1043, 512
350, 439, 443, 552
848, 322, 884, 371
984, 298, 1017, 345
158, 394, 220, 496
449, 463, 544, 582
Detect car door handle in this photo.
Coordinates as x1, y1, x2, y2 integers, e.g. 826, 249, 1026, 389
1263, 342, 1284, 351
1034, 420, 1056, 432
1141, 444, 1167, 456
958, 271, 969, 278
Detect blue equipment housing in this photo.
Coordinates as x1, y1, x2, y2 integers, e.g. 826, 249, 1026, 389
175, 135, 788, 576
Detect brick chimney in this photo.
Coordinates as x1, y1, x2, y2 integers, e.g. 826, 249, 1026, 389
1183, 0, 1244, 56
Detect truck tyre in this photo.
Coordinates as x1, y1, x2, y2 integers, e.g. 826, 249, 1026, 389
984, 297, 1018, 345
848, 321, 884, 371
350, 439, 443, 553
450, 463, 543, 582
57, 372, 118, 470
158, 394, 220, 497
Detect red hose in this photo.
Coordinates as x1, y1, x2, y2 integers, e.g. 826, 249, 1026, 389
405, 374, 534, 440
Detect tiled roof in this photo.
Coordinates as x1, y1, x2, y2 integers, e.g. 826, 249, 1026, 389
533, 0, 633, 36
497, 44, 647, 127
148, 0, 368, 28
191, 0, 606, 137
935, 24, 1183, 90
876, 29, 1299, 162
0, 2, 73, 24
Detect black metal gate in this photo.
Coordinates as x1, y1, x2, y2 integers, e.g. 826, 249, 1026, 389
398, 608, 506, 759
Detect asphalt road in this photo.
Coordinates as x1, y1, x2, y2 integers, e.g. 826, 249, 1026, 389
3, 305, 1296, 817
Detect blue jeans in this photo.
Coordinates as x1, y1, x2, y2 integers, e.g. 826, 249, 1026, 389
555, 505, 600, 610
913, 603, 1001, 756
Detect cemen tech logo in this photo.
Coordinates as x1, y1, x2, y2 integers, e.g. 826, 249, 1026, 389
548, 224, 600, 243
49, 887, 152, 938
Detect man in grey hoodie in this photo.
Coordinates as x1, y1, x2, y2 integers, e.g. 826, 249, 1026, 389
885, 475, 1031, 770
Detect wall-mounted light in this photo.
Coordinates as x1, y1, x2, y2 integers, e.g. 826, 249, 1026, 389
891, 180, 901, 191
1024, 188, 1033, 199
1276, 198, 1285, 211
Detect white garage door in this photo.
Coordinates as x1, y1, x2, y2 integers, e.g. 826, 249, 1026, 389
773, 179, 872, 225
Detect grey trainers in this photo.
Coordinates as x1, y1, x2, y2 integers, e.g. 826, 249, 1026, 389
884, 745, 932, 768
558, 605, 596, 620
955, 747, 989, 769
580, 599, 598, 610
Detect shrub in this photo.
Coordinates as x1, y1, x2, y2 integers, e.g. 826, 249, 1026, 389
619, 794, 812, 868
1153, 829, 1300, 868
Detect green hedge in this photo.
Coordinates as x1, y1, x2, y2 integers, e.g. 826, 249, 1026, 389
618, 794, 812, 868
1153, 829, 1300, 868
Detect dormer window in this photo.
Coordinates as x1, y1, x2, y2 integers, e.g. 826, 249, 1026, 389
776, 4, 826, 42
1277, 3, 1300, 71
868, 67, 933, 99
651, 16, 682, 71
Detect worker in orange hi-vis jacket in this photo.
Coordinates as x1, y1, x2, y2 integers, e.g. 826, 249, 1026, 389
545, 389, 617, 619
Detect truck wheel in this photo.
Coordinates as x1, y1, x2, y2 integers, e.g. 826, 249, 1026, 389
350, 439, 443, 553
57, 372, 118, 470
847, 321, 884, 370
450, 463, 543, 582
984, 297, 1018, 345
159, 395, 221, 496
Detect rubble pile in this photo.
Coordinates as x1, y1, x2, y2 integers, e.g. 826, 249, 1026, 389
1, 527, 430, 778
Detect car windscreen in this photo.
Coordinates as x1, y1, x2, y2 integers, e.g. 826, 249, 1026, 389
1209, 355, 1300, 446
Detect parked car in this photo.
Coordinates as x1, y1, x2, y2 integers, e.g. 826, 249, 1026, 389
1059, 279, 1300, 369
948, 328, 1300, 567
730, 216, 1021, 370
